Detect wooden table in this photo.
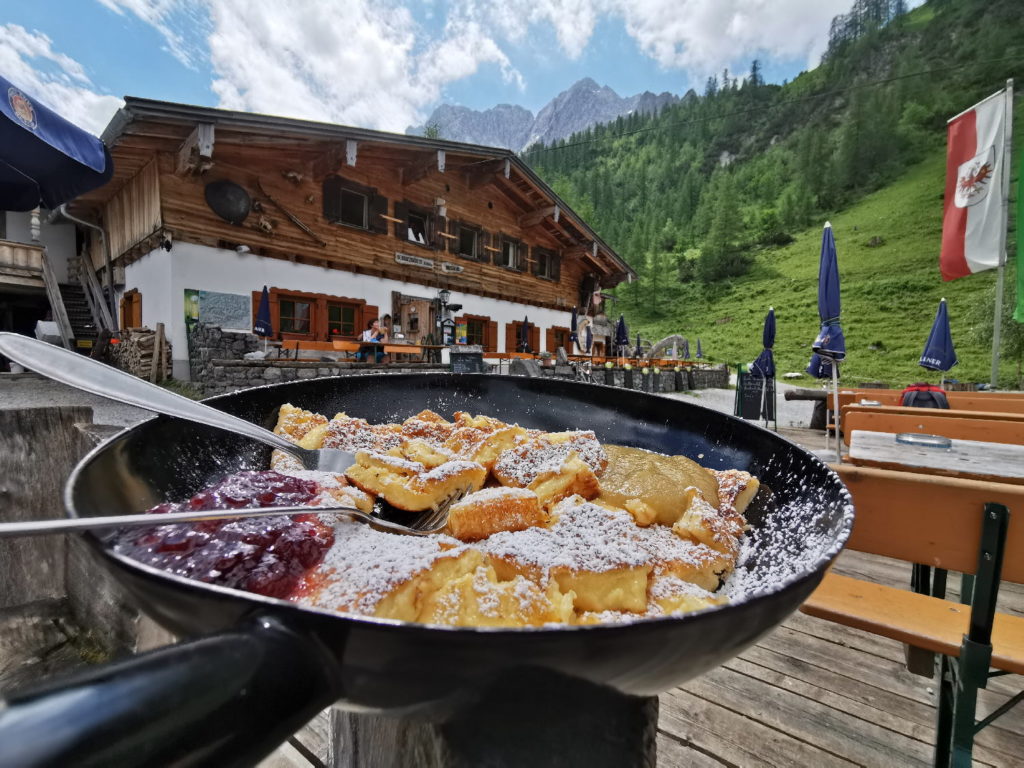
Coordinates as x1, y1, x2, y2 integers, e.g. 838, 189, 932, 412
848, 429, 1024, 484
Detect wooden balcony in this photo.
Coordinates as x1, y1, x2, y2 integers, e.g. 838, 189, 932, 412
0, 239, 45, 289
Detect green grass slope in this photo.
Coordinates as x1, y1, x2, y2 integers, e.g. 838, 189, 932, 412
629, 150, 1018, 388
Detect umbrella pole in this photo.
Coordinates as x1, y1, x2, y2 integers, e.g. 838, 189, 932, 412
831, 363, 841, 461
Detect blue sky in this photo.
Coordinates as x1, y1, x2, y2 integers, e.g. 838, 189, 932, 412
1, 1, 918, 136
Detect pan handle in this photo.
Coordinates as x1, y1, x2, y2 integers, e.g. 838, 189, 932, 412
0, 615, 342, 768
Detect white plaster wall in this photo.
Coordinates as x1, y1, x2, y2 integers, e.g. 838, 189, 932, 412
3, 210, 76, 283
127, 242, 579, 379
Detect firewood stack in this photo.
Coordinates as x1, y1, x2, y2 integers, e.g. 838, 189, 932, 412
110, 326, 172, 381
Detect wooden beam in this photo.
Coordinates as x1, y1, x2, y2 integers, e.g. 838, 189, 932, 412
308, 144, 343, 179
465, 159, 507, 190
518, 205, 559, 228
175, 123, 214, 175
401, 150, 445, 186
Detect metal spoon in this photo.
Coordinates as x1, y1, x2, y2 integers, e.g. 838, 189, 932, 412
0, 332, 355, 473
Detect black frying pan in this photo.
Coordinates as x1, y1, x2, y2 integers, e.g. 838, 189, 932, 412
0, 374, 852, 766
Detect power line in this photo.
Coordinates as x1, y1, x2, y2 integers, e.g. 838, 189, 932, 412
523, 55, 1021, 156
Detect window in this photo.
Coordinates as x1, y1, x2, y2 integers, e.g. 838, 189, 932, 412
327, 303, 358, 337
533, 247, 560, 281
457, 226, 478, 260
279, 298, 312, 334
339, 189, 367, 228
407, 211, 429, 245
465, 318, 485, 346
323, 175, 388, 233
497, 237, 520, 269
553, 328, 569, 350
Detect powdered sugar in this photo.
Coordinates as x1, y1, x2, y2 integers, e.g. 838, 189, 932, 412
493, 431, 606, 487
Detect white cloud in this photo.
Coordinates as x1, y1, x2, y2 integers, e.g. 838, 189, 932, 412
0, 24, 123, 135
96, 0, 208, 69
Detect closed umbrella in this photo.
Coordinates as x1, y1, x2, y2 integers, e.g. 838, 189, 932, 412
614, 315, 629, 359
751, 308, 776, 426
806, 352, 833, 379
682, 339, 690, 360
584, 324, 593, 354
253, 286, 273, 352
812, 222, 845, 459
569, 307, 579, 350
696, 338, 703, 359
634, 332, 643, 360
0, 75, 113, 211
519, 317, 531, 353
920, 298, 958, 386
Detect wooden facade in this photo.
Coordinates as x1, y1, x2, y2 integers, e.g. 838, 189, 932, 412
72, 99, 631, 336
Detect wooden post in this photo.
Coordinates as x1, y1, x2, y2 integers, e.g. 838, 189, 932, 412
330, 669, 658, 768
151, 322, 165, 383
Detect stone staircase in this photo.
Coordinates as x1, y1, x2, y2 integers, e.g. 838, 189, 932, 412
58, 283, 98, 352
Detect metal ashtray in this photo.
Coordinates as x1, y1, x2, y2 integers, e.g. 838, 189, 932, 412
895, 432, 953, 449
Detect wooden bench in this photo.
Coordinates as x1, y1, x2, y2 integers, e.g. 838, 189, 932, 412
838, 390, 1024, 415
802, 465, 1024, 766
842, 405, 1024, 446
281, 339, 346, 360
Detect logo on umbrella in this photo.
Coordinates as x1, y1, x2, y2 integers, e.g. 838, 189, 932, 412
8, 87, 36, 130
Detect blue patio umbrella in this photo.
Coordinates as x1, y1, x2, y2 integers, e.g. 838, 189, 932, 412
584, 324, 593, 354
752, 308, 776, 378
919, 298, 958, 373
812, 222, 844, 458
569, 306, 579, 347
812, 223, 846, 362
634, 332, 643, 359
682, 339, 690, 360
614, 315, 629, 356
696, 338, 703, 359
806, 352, 834, 379
254, 286, 273, 337
0, 75, 113, 211
519, 316, 531, 353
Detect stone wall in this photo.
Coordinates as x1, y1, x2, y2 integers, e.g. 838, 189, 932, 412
201, 359, 450, 396
187, 322, 259, 381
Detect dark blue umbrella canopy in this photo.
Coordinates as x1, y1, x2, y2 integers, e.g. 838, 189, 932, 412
752, 307, 776, 378
812, 223, 846, 361
634, 332, 643, 358
682, 339, 690, 360
614, 315, 629, 353
584, 324, 593, 353
919, 298, 958, 372
0, 76, 113, 211
569, 306, 579, 345
519, 316, 531, 352
806, 352, 834, 379
254, 286, 273, 337
696, 338, 703, 359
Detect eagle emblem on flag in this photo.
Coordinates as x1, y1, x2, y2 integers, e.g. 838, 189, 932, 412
7, 87, 37, 130
954, 145, 995, 208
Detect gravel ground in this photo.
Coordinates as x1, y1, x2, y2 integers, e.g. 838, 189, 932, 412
662, 375, 821, 428
0, 374, 153, 428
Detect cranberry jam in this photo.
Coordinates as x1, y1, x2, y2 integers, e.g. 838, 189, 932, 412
114, 471, 335, 599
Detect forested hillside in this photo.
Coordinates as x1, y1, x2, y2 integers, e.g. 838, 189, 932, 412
523, 0, 1023, 386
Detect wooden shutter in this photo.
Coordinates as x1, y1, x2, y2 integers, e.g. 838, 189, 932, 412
393, 201, 408, 239
322, 175, 342, 221
480, 230, 494, 264
486, 320, 498, 353
546, 327, 555, 353
362, 304, 380, 333
505, 323, 516, 354
552, 253, 562, 282
368, 190, 389, 234
530, 325, 540, 353
433, 215, 448, 250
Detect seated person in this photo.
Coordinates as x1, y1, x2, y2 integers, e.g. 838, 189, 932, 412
356, 318, 388, 363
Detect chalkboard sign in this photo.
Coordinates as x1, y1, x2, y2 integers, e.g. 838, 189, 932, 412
735, 371, 775, 422
450, 351, 485, 374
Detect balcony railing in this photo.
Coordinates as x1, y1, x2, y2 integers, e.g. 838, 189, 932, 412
0, 239, 45, 287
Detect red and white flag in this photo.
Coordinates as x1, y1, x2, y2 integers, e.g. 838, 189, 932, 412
940, 87, 1011, 281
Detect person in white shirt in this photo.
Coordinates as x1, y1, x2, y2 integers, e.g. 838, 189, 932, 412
357, 318, 387, 363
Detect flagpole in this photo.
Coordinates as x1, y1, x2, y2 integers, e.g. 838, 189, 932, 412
991, 79, 1014, 388
831, 362, 841, 461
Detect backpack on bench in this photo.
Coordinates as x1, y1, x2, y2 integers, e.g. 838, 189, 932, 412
900, 383, 950, 409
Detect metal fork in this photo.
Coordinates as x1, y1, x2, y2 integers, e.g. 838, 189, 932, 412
0, 333, 356, 473
0, 485, 473, 538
